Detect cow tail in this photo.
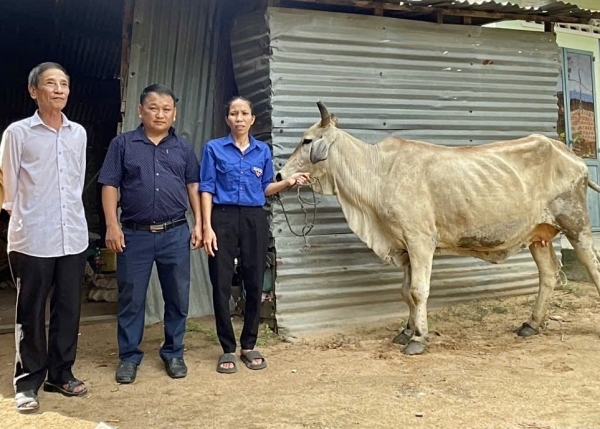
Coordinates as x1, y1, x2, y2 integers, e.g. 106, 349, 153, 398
588, 179, 600, 193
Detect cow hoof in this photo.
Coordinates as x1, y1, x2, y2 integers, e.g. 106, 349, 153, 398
392, 330, 412, 345
516, 323, 539, 337
403, 341, 426, 356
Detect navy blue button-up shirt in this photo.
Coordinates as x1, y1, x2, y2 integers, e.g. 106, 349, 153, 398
200, 134, 274, 206
98, 125, 199, 224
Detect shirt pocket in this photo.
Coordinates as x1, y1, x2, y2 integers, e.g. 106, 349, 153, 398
216, 159, 236, 191
245, 164, 264, 190
160, 146, 186, 178
66, 145, 84, 182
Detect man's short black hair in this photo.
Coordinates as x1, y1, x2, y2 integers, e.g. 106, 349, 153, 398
140, 84, 178, 105
28, 62, 69, 87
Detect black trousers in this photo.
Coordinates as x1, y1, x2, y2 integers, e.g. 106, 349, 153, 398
208, 205, 269, 353
9, 251, 87, 393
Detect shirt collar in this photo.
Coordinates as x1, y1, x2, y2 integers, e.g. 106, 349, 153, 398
133, 124, 177, 144
30, 110, 72, 129
225, 133, 258, 151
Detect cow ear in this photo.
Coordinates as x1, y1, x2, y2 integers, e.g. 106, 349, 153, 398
330, 114, 338, 127
310, 138, 330, 164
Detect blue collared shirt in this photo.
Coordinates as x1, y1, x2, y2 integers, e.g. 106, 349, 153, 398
98, 125, 199, 224
199, 134, 274, 206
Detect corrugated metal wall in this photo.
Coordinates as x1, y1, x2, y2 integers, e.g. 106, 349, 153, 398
124, 0, 223, 323
232, 7, 563, 335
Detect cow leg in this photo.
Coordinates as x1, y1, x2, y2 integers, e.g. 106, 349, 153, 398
567, 232, 600, 295
518, 242, 560, 337
403, 247, 434, 355
393, 253, 414, 345
554, 192, 600, 294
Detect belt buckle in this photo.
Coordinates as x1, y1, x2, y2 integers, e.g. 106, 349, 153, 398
149, 223, 165, 233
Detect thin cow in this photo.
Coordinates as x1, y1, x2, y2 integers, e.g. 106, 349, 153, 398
278, 101, 600, 355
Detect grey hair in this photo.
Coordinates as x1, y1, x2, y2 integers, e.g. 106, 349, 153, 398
28, 62, 69, 87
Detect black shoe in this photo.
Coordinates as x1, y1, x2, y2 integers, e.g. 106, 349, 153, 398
115, 360, 138, 384
163, 357, 187, 379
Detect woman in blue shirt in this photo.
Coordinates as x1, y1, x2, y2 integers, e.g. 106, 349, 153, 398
200, 96, 309, 373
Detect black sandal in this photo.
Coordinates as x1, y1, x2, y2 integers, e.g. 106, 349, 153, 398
43, 379, 88, 397
216, 353, 238, 374
240, 350, 267, 370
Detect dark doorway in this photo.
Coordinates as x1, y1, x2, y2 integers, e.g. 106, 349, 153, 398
0, 0, 124, 330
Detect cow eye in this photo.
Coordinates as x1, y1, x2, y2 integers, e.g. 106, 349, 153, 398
302, 138, 312, 145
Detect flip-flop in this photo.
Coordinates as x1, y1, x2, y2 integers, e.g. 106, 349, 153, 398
43, 379, 88, 397
216, 353, 238, 374
240, 350, 267, 370
15, 391, 39, 414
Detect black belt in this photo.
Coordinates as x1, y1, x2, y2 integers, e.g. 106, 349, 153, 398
122, 218, 187, 233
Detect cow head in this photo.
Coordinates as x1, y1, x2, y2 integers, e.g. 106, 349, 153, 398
278, 101, 339, 194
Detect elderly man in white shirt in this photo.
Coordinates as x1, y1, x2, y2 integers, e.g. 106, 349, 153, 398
0, 62, 89, 414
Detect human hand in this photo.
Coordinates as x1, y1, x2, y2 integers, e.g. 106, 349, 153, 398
203, 226, 218, 257
191, 224, 203, 250
105, 224, 125, 253
287, 172, 311, 187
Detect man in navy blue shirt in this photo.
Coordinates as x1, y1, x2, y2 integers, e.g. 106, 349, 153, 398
98, 84, 202, 383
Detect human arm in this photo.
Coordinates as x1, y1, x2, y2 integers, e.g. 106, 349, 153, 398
79, 128, 87, 190
264, 173, 310, 196
199, 144, 218, 256
0, 128, 23, 215
98, 137, 124, 253
259, 148, 310, 196
187, 183, 202, 249
102, 185, 125, 253
201, 192, 217, 256
184, 145, 202, 249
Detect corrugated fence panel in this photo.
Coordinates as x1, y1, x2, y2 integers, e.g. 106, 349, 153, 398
124, 0, 222, 324
230, 16, 273, 140
233, 7, 563, 336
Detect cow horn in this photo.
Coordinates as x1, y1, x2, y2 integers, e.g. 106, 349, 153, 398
317, 100, 331, 127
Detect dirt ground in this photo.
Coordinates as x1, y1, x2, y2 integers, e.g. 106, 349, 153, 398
2, 282, 600, 429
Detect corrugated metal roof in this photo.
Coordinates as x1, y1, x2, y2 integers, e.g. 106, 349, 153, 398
400, 0, 600, 18
123, 0, 225, 324
232, 7, 563, 335
281, 0, 600, 23
0, 0, 123, 80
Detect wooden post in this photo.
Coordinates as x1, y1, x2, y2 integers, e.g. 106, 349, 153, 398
119, 0, 136, 133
